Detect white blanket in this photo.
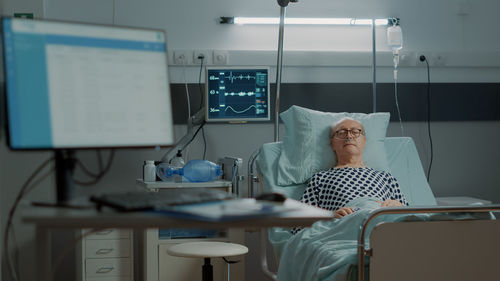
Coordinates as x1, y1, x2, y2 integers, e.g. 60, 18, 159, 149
277, 197, 489, 281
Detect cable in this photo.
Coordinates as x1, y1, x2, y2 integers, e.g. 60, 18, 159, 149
198, 56, 207, 160
3, 157, 55, 281
169, 121, 206, 163
420, 55, 434, 182
51, 228, 106, 277
198, 56, 205, 110
97, 150, 104, 173
202, 126, 207, 160
74, 150, 115, 186
13, 166, 56, 275
181, 57, 191, 120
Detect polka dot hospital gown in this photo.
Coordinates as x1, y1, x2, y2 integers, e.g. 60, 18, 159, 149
292, 167, 408, 234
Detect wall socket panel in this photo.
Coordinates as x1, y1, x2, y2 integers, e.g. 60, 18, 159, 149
416, 52, 447, 67
213, 50, 228, 65
173, 51, 189, 65
193, 50, 210, 65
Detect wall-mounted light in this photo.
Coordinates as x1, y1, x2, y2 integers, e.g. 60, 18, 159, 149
220, 17, 390, 26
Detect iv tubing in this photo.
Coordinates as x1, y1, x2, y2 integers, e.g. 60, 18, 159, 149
392, 52, 405, 136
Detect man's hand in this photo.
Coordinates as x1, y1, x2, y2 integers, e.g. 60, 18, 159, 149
377, 199, 403, 207
334, 207, 355, 218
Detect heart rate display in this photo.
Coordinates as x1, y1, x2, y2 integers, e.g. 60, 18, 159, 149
205, 67, 270, 122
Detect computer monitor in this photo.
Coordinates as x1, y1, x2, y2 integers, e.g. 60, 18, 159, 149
2, 17, 174, 201
205, 67, 270, 122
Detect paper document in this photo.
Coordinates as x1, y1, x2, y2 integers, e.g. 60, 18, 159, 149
156, 198, 299, 221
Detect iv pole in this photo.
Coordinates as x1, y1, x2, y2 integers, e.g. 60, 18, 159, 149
263, 3, 299, 280
274, 0, 298, 142
372, 19, 377, 113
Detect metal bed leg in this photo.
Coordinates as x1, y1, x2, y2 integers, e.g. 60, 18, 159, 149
260, 228, 277, 280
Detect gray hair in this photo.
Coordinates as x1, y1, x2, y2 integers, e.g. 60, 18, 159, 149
330, 117, 364, 138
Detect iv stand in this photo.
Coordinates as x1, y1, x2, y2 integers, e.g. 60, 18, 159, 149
274, 0, 298, 142
274, 1, 286, 142
264, 3, 300, 281
371, 19, 377, 113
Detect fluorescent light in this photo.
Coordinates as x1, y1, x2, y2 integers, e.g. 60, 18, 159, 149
234, 17, 279, 24
232, 17, 390, 26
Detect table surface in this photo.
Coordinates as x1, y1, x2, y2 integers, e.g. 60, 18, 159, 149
23, 198, 333, 229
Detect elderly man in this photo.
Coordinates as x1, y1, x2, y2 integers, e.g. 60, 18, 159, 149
298, 117, 407, 221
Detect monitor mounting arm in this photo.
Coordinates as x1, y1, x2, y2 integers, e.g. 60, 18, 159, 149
160, 108, 205, 163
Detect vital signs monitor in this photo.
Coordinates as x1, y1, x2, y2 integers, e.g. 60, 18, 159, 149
205, 67, 270, 122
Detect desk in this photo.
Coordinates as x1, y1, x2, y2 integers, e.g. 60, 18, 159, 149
23, 199, 332, 281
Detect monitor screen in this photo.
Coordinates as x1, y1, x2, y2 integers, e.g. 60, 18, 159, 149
205, 67, 270, 122
2, 17, 174, 150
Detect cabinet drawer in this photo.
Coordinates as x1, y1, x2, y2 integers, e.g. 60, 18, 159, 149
85, 229, 130, 240
85, 258, 131, 278
85, 239, 131, 258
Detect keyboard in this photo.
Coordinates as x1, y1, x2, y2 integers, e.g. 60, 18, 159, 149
90, 188, 234, 212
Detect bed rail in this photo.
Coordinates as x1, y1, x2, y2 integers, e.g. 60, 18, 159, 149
357, 205, 500, 281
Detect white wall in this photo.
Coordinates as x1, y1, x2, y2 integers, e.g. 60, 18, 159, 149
41, 0, 500, 83
2, 0, 500, 280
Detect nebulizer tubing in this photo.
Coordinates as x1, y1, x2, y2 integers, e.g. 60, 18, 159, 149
388, 19, 405, 136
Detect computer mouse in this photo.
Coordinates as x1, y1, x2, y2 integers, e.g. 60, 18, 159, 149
256, 192, 286, 203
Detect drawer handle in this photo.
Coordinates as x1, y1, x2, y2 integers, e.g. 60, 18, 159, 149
96, 267, 114, 274
96, 248, 114, 255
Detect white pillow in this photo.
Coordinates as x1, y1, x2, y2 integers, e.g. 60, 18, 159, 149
277, 106, 391, 186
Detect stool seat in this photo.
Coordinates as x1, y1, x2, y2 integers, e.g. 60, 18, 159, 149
167, 242, 248, 258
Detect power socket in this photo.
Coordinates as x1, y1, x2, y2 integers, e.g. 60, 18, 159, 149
173, 51, 189, 65
432, 53, 446, 66
398, 51, 416, 67
213, 50, 228, 65
193, 50, 210, 65
417, 52, 446, 67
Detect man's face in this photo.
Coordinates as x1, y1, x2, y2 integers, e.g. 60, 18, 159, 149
330, 119, 366, 157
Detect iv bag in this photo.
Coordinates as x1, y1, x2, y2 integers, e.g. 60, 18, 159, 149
387, 25, 403, 52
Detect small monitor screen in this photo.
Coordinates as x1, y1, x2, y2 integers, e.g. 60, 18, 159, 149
205, 67, 270, 122
2, 18, 174, 149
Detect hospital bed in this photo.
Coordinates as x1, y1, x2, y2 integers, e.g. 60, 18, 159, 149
253, 106, 500, 281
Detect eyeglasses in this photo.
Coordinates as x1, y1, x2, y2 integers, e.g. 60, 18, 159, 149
332, 129, 365, 139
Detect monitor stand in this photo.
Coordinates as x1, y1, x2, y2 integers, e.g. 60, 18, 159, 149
55, 150, 76, 203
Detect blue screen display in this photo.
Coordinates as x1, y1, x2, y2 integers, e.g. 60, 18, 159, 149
205, 68, 270, 122
2, 18, 174, 149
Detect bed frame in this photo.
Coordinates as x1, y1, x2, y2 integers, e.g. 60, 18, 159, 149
252, 137, 500, 281
358, 206, 500, 281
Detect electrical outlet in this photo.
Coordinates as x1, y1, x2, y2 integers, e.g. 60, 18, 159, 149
432, 53, 446, 66
417, 53, 430, 65
173, 51, 189, 65
193, 50, 210, 65
398, 51, 416, 66
213, 50, 228, 65
417, 52, 446, 67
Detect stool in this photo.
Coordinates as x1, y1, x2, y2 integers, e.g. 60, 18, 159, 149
167, 241, 248, 281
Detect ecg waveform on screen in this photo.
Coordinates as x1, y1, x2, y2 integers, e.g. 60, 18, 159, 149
224, 92, 255, 97
209, 105, 266, 115
224, 105, 255, 114
225, 73, 256, 83
209, 73, 256, 83
207, 69, 269, 120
